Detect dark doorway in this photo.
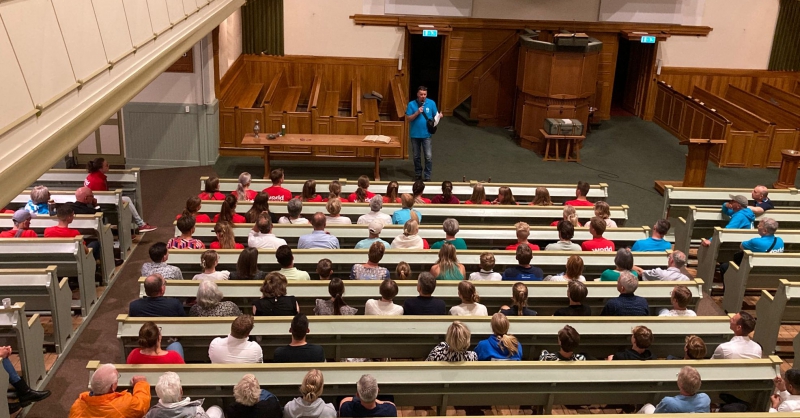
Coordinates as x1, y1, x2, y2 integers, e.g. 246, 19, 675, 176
612, 37, 657, 117
408, 34, 443, 104
612, 38, 632, 115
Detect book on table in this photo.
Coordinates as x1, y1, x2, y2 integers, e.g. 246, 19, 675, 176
362, 135, 392, 143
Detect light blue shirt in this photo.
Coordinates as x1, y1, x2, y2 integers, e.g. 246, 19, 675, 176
297, 230, 340, 249
654, 393, 710, 413
742, 235, 784, 253
24, 200, 50, 216
406, 98, 438, 139
631, 237, 672, 252
354, 237, 391, 250
392, 208, 422, 225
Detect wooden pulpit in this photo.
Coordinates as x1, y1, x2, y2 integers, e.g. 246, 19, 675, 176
655, 138, 726, 194
774, 149, 800, 189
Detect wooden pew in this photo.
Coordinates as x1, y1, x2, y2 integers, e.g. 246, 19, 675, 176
87, 358, 780, 413
142, 276, 704, 316
0, 213, 116, 284
691, 86, 775, 168
0, 238, 96, 316
0, 303, 45, 389
753, 279, 800, 355
0, 267, 73, 353
722, 251, 800, 314
206, 177, 610, 204
724, 85, 800, 167
198, 201, 629, 226
263, 68, 310, 136
662, 184, 800, 221
117, 315, 733, 362
8, 189, 132, 259
310, 74, 343, 134
183, 223, 651, 250
696, 227, 800, 292
33, 168, 143, 218
759, 83, 800, 116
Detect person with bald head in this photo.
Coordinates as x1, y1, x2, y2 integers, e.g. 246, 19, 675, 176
751, 185, 773, 216
298, 212, 340, 249
69, 186, 99, 215
128, 274, 185, 317
69, 363, 150, 418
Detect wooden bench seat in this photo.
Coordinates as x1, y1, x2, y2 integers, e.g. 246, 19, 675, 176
34, 168, 143, 218
662, 185, 800, 221
0, 303, 45, 389
759, 83, 800, 116
234, 83, 264, 109
271, 86, 302, 114
722, 251, 800, 313
754, 279, 800, 355
319, 91, 340, 117
362, 98, 380, 122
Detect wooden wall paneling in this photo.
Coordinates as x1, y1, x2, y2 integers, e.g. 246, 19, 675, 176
237, 108, 265, 147
587, 33, 618, 121
378, 121, 405, 158
470, 42, 518, 126
759, 83, 800, 116
795, 80, 800, 94
219, 110, 236, 147
286, 112, 311, 134
767, 130, 800, 166
657, 67, 800, 98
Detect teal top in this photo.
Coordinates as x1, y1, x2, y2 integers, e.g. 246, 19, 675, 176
430, 237, 468, 250
599, 269, 639, 282
437, 266, 465, 281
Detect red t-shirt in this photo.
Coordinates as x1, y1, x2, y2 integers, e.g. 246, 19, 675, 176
210, 241, 244, 249
213, 213, 246, 224
422, 239, 430, 249
464, 200, 491, 205
416, 197, 432, 204
295, 195, 323, 202
263, 186, 293, 202
84, 171, 108, 191
323, 196, 350, 203
175, 213, 212, 223
0, 229, 37, 238
564, 199, 594, 207
347, 191, 376, 202
44, 226, 80, 238
581, 237, 616, 252
126, 348, 185, 365
505, 242, 540, 251
231, 189, 258, 201
198, 192, 226, 201
382, 196, 402, 203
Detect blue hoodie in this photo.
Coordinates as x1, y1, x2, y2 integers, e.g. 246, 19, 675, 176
721, 203, 755, 229
474, 335, 523, 361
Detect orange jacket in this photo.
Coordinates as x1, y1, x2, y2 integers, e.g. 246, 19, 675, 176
69, 381, 151, 418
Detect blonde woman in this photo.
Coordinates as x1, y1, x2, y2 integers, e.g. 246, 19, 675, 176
450, 281, 488, 316
390, 219, 426, 249
325, 198, 352, 225
550, 204, 580, 227
474, 313, 523, 360
530, 187, 552, 206
191, 250, 230, 281
225, 374, 282, 417
584, 201, 617, 228
210, 221, 243, 249
283, 369, 337, 418
500, 282, 538, 316
395, 262, 412, 280
425, 321, 478, 361
465, 183, 490, 205
430, 243, 465, 280
391, 193, 422, 225
235, 172, 257, 201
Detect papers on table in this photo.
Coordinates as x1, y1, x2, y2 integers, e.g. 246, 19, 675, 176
362, 135, 392, 143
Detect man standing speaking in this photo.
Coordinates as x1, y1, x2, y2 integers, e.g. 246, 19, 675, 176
406, 86, 441, 181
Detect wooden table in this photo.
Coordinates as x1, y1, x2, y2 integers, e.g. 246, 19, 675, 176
241, 134, 400, 180
539, 129, 585, 162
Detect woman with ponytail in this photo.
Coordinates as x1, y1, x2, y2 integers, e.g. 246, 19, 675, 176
283, 369, 337, 418
474, 313, 523, 361
314, 277, 357, 315
500, 282, 538, 316
176, 196, 211, 223
210, 221, 243, 249
347, 175, 375, 202
432, 181, 459, 204
126, 321, 184, 364
550, 204, 580, 227
86, 157, 156, 231
192, 250, 230, 281
323, 180, 349, 203
199, 176, 226, 200
233, 172, 257, 201
449, 281, 487, 316
213, 194, 246, 223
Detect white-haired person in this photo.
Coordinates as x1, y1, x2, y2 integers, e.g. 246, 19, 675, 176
234, 171, 258, 201
224, 374, 282, 417
145, 371, 223, 418
431, 218, 467, 250
68, 363, 150, 417
425, 321, 478, 361
357, 196, 392, 225
25, 185, 52, 216
638, 366, 710, 413
283, 369, 337, 418
190, 280, 243, 317
390, 219, 427, 249
339, 374, 397, 417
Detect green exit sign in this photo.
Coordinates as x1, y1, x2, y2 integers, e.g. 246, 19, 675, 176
422, 29, 438, 37
641, 36, 656, 44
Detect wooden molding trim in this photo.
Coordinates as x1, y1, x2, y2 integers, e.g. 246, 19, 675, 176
351, 14, 712, 36
241, 54, 399, 67
659, 67, 800, 78
220, 54, 246, 98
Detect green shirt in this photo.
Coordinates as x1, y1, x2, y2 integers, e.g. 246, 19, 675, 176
599, 269, 639, 282
431, 237, 467, 250
279, 267, 311, 281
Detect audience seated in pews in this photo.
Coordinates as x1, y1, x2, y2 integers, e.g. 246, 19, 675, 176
712, 311, 761, 359
339, 374, 397, 417
412, 180, 430, 204
506, 221, 540, 251
190, 280, 242, 317
354, 220, 391, 250
539, 325, 586, 361
0, 209, 37, 238
632, 219, 672, 252
85, 157, 156, 231
465, 183, 490, 205
492, 186, 517, 205
225, 374, 282, 418
326, 198, 352, 225
475, 313, 522, 361
395, 261, 412, 280
253, 272, 299, 316
600, 272, 649, 316
564, 181, 594, 207
214, 194, 246, 224
554, 280, 592, 316
383, 181, 401, 204
550, 204, 581, 227
669, 335, 708, 360
530, 187, 552, 206
500, 282, 537, 316
432, 181, 460, 204
325, 180, 349, 203
126, 321, 184, 365
545, 220, 582, 251
502, 244, 543, 281
391, 219, 427, 249
581, 217, 615, 252
659, 285, 696, 316
403, 272, 446, 315
608, 325, 656, 361
751, 185, 774, 216
469, 252, 502, 281
392, 194, 422, 225
299, 213, 340, 249
426, 321, 478, 361
315, 278, 358, 315
209, 315, 262, 363
274, 314, 325, 363
248, 212, 287, 249
348, 175, 376, 203
192, 250, 230, 281
431, 243, 466, 280
68, 186, 100, 215
546, 254, 587, 282
276, 245, 311, 280
129, 274, 185, 317
700, 194, 755, 249
146, 371, 222, 418
770, 369, 800, 412
450, 280, 487, 316
719, 217, 784, 277
263, 168, 292, 202
599, 248, 639, 282
1, 346, 50, 414
358, 196, 392, 226
365, 279, 404, 315
211, 221, 243, 249
176, 196, 211, 223
297, 180, 323, 202
234, 172, 258, 201
351, 241, 390, 281
634, 250, 689, 282
640, 366, 710, 413
586, 201, 617, 228
25, 185, 51, 216
284, 369, 337, 418
230, 247, 266, 281
168, 216, 206, 250
431, 218, 467, 250
199, 176, 225, 201
68, 363, 149, 418
142, 243, 183, 280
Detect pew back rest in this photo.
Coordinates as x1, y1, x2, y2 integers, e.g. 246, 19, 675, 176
0, 303, 45, 387
725, 84, 800, 129
663, 185, 800, 219
691, 87, 773, 132
753, 280, 800, 355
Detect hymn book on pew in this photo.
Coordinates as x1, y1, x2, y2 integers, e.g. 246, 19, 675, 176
362, 135, 392, 143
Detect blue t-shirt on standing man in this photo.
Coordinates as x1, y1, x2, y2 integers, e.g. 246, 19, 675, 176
406, 99, 438, 139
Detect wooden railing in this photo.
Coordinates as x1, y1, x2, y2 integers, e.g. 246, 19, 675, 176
652, 81, 730, 144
